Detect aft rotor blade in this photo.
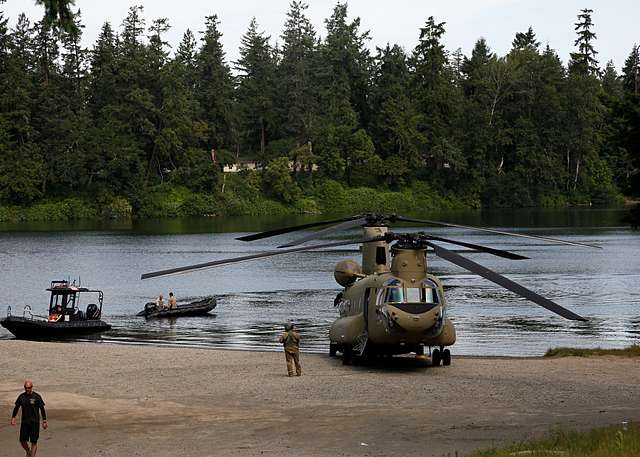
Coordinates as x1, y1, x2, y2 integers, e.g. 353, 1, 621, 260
395, 216, 600, 249
426, 235, 529, 260
427, 242, 587, 321
236, 215, 362, 241
278, 217, 370, 248
141, 237, 385, 280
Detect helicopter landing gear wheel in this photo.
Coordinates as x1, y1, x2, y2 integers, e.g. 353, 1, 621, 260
442, 348, 451, 366
329, 343, 337, 357
431, 348, 441, 366
342, 346, 353, 365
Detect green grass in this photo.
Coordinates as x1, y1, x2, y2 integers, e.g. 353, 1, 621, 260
469, 424, 640, 457
0, 197, 98, 222
0, 179, 477, 222
544, 345, 640, 358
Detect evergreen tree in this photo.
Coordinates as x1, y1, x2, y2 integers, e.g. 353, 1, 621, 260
622, 45, 640, 96
235, 18, 277, 159
87, 22, 118, 117
601, 60, 623, 99
276, 1, 318, 144
195, 15, 236, 155
563, 9, 616, 203
175, 29, 198, 86
0, 14, 46, 203
0, 5, 634, 211
369, 44, 423, 186
322, 3, 371, 128
611, 47, 640, 195
411, 17, 465, 189
315, 3, 375, 185
36, 11, 90, 192
59, 10, 87, 104
569, 8, 599, 76
161, 29, 214, 193
460, 38, 498, 193
36, 0, 78, 33
83, 21, 121, 195
512, 26, 540, 51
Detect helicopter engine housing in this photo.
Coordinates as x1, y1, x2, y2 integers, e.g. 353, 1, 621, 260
334, 260, 363, 287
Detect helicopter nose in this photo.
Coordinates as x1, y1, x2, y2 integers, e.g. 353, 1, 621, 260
386, 304, 441, 332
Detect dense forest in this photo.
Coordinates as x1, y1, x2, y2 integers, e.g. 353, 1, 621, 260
0, 2, 639, 220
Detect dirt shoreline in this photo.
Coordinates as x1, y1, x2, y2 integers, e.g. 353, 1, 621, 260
1, 340, 638, 457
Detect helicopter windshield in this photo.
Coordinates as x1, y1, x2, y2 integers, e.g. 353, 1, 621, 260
381, 278, 441, 305
383, 285, 439, 304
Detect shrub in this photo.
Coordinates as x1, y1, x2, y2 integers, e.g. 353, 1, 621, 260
101, 197, 133, 219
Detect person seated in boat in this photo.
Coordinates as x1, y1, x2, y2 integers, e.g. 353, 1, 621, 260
168, 292, 177, 310
48, 305, 63, 322
156, 294, 167, 310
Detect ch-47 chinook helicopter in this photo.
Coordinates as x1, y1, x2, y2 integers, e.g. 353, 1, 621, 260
141, 214, 598, 366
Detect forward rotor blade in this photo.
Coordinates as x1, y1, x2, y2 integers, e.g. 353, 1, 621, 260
278, 217, 370, 248
426, 235, 529, 260
427, 242, 587, 321
141, 237, 385, 280
395, 216, 600, 249
236, 215, 362, 241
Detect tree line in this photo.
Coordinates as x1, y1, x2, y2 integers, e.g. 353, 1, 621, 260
0, 2, 639, 214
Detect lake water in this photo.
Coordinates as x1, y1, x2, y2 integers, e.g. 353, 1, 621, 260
1, 208, 638, 356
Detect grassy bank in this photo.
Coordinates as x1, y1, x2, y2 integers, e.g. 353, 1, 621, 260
469, 424, 639, 457
0, 178, 474, 222
545, 345, 640, 358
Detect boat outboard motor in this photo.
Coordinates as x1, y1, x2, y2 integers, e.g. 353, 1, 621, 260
144, 302, 157, 316
86, 303, 100, 320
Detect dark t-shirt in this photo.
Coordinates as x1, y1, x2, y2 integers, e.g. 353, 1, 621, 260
13, 392, 46, 423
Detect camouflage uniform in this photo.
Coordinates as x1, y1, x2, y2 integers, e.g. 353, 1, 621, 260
279, 329, 301, 376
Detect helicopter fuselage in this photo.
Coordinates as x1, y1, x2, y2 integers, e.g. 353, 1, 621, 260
329, 225, 456, 357
329, 271, 456, 355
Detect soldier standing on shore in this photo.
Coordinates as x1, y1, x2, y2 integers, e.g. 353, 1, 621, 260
11, 380, 48, 457
279, 323, 302, 377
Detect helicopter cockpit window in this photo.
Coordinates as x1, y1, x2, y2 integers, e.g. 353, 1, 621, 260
385, 288, 404, 303
405, 288, 425, 303
423, 288, 438, 304
421, 279, 440, 304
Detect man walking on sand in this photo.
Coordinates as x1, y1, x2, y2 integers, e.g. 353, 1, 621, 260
11, 380, 48, 457
279, 322, 302, 377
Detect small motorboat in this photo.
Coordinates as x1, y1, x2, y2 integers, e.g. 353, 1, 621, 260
1, 280, 111, 340
137, 296, 217, 318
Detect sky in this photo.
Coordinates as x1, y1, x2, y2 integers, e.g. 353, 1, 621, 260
2, 0, 638, 71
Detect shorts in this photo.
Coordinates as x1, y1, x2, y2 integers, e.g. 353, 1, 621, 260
19, 421, 39, 443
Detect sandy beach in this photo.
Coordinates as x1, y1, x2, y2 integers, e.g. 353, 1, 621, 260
1, 340, 638, 457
